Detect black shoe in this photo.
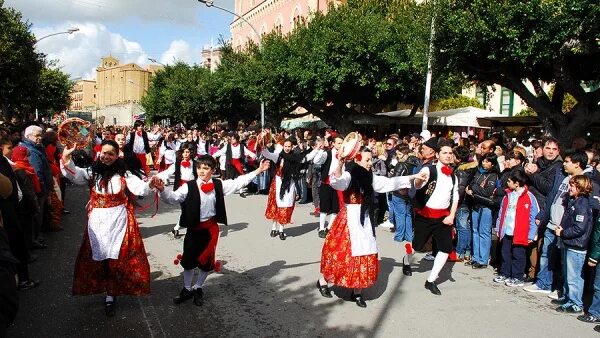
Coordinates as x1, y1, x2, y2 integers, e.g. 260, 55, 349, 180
318, 230, 327, 238
193, 288, 204, 306
105, 301, 115, 317
270, 230, 278, 237
578, 314, 600, 323
472, 263, 488, 269
556, 304, 583, 313
173, 287, 194, 304
350, 293, 367, 308
316, 281, 332, 298
551, 298, 567, 305
279, 231, 287, 240
240, 192, 247, 198
18, 280, 40, 291
171, 229, 181, 238
402, 264, 412, 276
424, 281, 441, 295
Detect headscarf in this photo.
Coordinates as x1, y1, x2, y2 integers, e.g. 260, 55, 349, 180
11, 146, 41, 193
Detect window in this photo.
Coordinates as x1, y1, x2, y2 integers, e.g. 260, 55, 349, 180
499, 87, 515, 116
476, 86, 487, 107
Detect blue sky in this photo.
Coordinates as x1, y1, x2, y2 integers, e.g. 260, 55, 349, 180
5, 0, 235, 79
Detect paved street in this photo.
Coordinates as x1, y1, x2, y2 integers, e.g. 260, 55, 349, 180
7, 184, 599, 338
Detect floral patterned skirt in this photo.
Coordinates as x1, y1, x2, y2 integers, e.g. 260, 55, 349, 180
320, 207, 379, 289
72, 206, 150, 296
265, 179, 294, 225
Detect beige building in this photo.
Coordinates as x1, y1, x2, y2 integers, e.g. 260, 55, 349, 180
201, 46, 222, 72
96, 56, 153, 108
69, 80, 97, 111
462, 82, 552, 117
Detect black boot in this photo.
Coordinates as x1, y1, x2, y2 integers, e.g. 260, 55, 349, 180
173, 287, 194, 304
424, 281, 441, 295
316, 281, 332, 298
193, 288, 204, 306
402, 264, 413, 276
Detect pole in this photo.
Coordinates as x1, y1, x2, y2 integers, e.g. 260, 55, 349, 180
422, 15, 435, 132
34, 28, 79, 45
197, 0, 265, 130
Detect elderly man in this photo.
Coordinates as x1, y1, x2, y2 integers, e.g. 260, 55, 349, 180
20, 125, 53, 243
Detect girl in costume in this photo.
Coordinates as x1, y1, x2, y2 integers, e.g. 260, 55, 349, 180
61, 140, 154, 317
316, 147, 424, 308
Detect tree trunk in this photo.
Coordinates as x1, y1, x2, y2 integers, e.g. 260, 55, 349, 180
539, 104, 593, 149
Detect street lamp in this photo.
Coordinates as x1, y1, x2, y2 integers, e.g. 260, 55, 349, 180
197, 0, 265, 130
35, 27, 79, 45
148, 58, 166, 67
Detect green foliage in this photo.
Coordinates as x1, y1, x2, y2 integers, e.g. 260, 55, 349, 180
436, 95, 484, 111
141, 62, 211, 124
0, 0, 44, 116
435, 0, 600, 144
516, 107, 537, 117
37, 67, 73, 113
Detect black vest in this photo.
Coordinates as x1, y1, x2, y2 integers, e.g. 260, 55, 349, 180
173, 159, 198, 190
127, 131, 151, 153
320, 149, 333, 178
179, 179, 227, 228
414, 164, 456, 210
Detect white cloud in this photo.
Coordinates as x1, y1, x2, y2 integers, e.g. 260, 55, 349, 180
34, 22, 152, 79
159, 40, 201, 65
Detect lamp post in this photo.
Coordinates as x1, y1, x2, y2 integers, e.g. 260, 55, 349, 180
148, 58, 166, 67
35, 28, 79, 45
421, 3, 436, 132
197, 0, 265, 130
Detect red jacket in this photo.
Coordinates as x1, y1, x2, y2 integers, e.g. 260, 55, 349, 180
496, 186, 539, 246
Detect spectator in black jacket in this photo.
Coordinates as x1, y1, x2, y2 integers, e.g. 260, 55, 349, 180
524, 137, 562, 284
454, 146, 477, 262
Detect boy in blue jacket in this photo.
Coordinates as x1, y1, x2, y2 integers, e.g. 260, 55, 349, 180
554, 175, 594, 314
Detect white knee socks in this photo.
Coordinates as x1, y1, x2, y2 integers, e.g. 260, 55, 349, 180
193, 270, 209, 290
279, 224, 284, 233
427, 252, 449, 283
319, 213, 327, 231
183, 269, 194, 290
271, 221, 278, 231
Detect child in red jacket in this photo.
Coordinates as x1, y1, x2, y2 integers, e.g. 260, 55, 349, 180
493, 170, 539, 287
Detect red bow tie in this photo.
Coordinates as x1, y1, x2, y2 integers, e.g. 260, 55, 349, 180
200, 182, 214, 193
441, 165, 453, 176
181, 160, 191, 168
136, 131, 142, 136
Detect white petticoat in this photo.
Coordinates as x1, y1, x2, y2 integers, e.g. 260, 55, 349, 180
88, 204, 127, 261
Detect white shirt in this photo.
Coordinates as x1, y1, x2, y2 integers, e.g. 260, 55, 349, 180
132, 133, 146, 154
155, 161, 196, 183
416, 162, 459, 210
313, 148, 339, 175
197, 140, 207, 155
212, 144, 256, 160
159, 172, 258, 222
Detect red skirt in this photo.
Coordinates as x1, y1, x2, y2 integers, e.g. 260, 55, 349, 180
264, 178, 294, 225
72, 206, 150, 296
320, 207, 379, 289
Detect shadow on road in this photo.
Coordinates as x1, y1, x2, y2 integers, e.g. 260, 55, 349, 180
286, 222, 319, 237
220, 222, 248, 237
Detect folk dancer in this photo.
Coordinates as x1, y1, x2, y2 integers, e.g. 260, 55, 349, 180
154, 155, 270, 306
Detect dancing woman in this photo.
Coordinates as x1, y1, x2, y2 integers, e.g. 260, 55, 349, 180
261, 140, 310, 240
316, 147, 424, 308
61, 140, 154, 317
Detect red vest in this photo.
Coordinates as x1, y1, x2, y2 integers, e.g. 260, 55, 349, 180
497, 187, 533, 246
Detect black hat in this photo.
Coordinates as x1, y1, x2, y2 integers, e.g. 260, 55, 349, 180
423, 137, 439, 152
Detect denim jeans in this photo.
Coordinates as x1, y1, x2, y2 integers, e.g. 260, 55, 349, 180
455, 206, 471, 257
472, 207, 493, 265
535, 228, 561, 290
391, 196, 413, 242
562, 247, 586, 308
588, 263, 600, 317
298, 174, 310, 203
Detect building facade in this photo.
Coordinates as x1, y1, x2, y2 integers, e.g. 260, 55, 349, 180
201, 46, 222, 72
96, 56, 153, 108
231, 0, 346, 49
69, 80, 97, 111
462, 81, 552, 117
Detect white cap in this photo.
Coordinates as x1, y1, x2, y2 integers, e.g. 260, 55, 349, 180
420, 130, 431, 141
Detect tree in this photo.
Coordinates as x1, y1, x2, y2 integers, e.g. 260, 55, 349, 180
37, 67, 73, 114
435, 95, 483, 111
142, 62, 211, 125
0, 0, 44, 118
237, 1, 463, 132
435, 0, 600, 146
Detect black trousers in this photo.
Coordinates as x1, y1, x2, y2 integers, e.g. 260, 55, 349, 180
319, 183, 339, 214
500, 236, 527, 280
412, 214, 453, 254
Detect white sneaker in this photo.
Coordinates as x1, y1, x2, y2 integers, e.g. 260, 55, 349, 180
523, 284, 551, 294
506, 278, 525, 287
547, 290, 560, 300
378, 220, 394, 228
493, 275, 508, 283
424, 253, 435, 261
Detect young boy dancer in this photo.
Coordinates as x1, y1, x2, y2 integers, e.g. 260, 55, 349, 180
153, 155, 269, 306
